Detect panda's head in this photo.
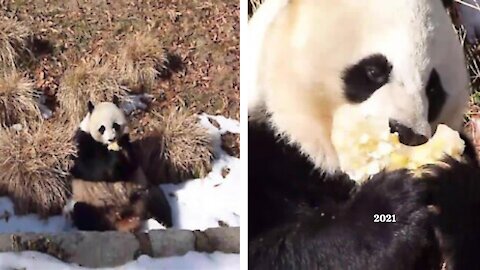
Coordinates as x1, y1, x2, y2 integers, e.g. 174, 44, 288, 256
249, 0, 469, 173
80, 98, 129, 145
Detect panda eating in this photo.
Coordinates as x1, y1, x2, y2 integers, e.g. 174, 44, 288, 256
248, 0, 480, 269
68, 97, 172, 232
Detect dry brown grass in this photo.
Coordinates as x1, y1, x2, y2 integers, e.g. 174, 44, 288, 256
0, 121, 76, 217
134, 108, 214, 184
0, 0, 240, 119
0, 70, 40, 127
0, 17, 31, 69
116, 32, 169, 93
57, 57, 127, 124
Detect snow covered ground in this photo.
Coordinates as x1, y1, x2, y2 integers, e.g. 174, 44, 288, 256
0, 114, 240, 269
0, 251, 239, 270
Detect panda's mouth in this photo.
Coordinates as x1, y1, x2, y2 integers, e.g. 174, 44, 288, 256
388, 120, 428, 146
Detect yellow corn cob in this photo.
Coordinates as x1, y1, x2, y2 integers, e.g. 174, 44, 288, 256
107, 141, 121, 151
332, 108, 465, 183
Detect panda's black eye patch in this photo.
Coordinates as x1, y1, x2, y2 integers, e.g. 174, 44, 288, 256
112, 123, 120, 131
425, 69, 447, 122
98, 125, 105, 134
343, 54, 392, 103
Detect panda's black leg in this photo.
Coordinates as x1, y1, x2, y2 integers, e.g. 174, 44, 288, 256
249, 170, 434, 270
145, 186, 173, 228
72, 202, 116, 231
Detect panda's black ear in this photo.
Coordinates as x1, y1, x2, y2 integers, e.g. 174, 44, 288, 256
112, 95, 120, 106
87, 101, 94, 113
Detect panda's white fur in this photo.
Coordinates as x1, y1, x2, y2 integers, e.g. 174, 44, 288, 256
248, 0, 469, 174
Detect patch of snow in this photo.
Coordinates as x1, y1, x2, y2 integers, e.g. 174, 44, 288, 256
0, 114, 240, 269
0, 198, 72, 233
159, 153, 240, 230
0, 251, 239, 270
199, 114, 240, 134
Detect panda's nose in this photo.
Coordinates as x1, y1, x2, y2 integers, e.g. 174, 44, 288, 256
108, 138, 115, 143
388, 120, 428, 146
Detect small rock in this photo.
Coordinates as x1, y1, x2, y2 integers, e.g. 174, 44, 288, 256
208, 117, 221, 129
221, 132, 240, 158
0, 210, 10, 222
11, 124, 23, 131
38, 103, 53, 119
150, 229, 195, 257
221, 166, 230, 178
218, 220, 229, 227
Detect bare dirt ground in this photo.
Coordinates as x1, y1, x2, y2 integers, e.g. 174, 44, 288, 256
2, 0, 239, 119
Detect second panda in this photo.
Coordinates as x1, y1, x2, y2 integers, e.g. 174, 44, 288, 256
68, 98, 172, 232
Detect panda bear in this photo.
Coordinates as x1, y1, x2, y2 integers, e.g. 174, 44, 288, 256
248, 0, 480, 269
68, 97, 172, 232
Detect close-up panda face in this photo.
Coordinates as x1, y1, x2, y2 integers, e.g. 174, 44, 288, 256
82, 101, 128, 145
338, 0, 468, 146
250, 0, 469, 172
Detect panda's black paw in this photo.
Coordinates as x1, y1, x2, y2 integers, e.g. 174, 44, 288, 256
346, 170, 429, 227
249, 170, 434, 270
420, 155, 480, 269
71, 202, 113, 231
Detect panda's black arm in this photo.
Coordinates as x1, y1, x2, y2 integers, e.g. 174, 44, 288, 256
249, 170, 435, 270
248, 119, 356, 240
72, 130, 129, 182
111, 133, 142, 180
71, 130, 112, 181
74, 130, 104, 157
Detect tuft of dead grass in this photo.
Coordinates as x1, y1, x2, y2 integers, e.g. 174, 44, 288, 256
116, 32, 169, 93
0, 17, 31, 69
0, 121, 76, 217
134, 108, 214, 184
0, 70, 40, 127
57, 57, 127, 124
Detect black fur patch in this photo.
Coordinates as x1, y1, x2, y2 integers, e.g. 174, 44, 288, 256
70, 130, 138, 182
248, 120, 355, 240
342, 54, 392, 103
249, 169, 437, 270
72, 202, 117, 231
426, 69, 447, 122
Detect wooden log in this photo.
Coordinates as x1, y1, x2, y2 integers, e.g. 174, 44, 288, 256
0, 227, 239, 268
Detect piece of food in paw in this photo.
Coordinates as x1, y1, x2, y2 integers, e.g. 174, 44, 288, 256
332, 107, 465, 182
108, 141, 121, 151
116, 216, 141, 232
